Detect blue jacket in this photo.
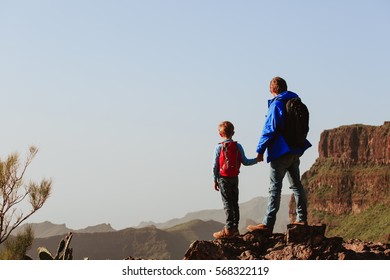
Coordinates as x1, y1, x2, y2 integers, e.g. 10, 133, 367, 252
256, 91, 312, 162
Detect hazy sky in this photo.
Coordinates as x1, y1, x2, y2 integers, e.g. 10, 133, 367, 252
0, 0, 389, 230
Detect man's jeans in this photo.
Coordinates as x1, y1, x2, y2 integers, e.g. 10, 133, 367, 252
218, 176, 239, 230
262, 153, 307, 231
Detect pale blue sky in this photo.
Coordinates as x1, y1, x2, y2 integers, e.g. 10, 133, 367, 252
0, 0, 389, 230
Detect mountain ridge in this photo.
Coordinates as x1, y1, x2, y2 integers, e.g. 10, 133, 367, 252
27, 219, 225, 260
13, 221, 116, 239
16, 195, 291, 239
136, 195, 291, 233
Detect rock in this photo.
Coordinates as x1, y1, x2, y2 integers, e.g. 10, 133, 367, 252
318, 122, 390, 166
183, 224, 390, 260
286, 223, 326, 245
292, 122, 390, 243
301, 122, 390, 217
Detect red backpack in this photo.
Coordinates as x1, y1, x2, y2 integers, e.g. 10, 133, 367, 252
219, 141, 242, 177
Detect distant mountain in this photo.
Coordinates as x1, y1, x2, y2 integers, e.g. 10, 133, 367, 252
13, 221, 115, 239
16, 195, 291, 239
18, 195, 293, 259
27, 220, 224, 260
77, 223, 116, 234
137, 195, 291, 233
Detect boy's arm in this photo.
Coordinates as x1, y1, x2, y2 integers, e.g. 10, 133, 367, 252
213, 144, 221, 190
237, 143, 258, 166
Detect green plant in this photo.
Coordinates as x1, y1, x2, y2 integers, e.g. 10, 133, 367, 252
0, 146, 52, 245
326, 200, 390, 243
0, 225, 34, 260
38, 232, 73, 260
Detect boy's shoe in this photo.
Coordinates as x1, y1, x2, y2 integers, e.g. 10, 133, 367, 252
246, 223, 270, 232
230, 227, 240, 237
291, 221, 308, 226
213, 227, 239, 239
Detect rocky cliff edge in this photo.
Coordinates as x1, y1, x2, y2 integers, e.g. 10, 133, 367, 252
183, 224, 390, 260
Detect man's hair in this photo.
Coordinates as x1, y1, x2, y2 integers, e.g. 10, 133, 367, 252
218, 121, 235, 138
270, 76, 288, 94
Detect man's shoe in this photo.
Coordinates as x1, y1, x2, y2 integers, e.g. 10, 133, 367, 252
213, 227, 238, 239
291, 221, 308, 226
246, 223, 269, 232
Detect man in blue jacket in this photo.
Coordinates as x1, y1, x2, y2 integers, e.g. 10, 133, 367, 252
247, 77, 311, 233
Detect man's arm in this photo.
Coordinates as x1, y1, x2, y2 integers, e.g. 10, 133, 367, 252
256, 101, 284, 154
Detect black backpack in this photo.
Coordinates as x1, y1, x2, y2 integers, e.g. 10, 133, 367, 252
282, 97, 309, 148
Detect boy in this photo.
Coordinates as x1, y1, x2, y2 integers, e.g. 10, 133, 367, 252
212, 121, 258, 238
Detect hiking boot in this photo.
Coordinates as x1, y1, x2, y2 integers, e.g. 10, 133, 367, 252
291, 221, 308, 226
246, 223, 270, 232
213, 227, 239, 239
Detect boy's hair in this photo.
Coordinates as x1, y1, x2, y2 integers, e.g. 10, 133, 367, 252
270, 76, 288, 94
219, 121, 235, 138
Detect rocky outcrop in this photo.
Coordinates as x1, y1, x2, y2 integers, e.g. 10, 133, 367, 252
300, 122, 390, 219
318, 122, 390, 166
183, 224, 390, 260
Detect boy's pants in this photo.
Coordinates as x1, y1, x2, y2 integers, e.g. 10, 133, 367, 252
218, 176, 239, 230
